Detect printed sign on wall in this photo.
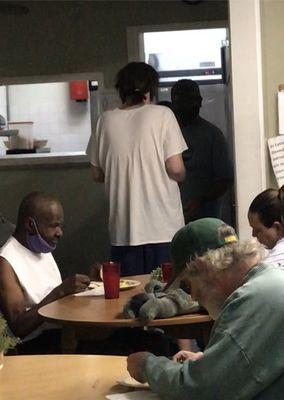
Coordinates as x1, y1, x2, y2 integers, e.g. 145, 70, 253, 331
268, 136, 284, 187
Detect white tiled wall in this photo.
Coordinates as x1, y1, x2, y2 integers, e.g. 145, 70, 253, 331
0, 82, 91, 155
0, 86, 8, 153
0, 86, 7, 118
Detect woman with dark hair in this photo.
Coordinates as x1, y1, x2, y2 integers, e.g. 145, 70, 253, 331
248, 185, 284, 268
87, 62, 187, 276
115, 61, 159, 106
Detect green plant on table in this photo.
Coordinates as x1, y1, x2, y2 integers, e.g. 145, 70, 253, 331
0, 316, 20, 354
150, 266, 163, 282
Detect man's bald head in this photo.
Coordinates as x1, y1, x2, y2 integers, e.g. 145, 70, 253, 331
16, 191, 63, 228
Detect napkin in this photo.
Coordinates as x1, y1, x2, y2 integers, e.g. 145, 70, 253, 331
74, 287, 105, 296
106, 391, 160, 400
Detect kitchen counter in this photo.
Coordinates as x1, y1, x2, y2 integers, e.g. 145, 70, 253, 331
0, 151, 89, 168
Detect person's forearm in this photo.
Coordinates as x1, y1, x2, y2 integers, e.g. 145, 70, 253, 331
144, 354, 185, 398
167, 169, 185, 182
8, 284, 65, 338
143, 335, 257, 400
91, 166, 105, 182
165, 154, 185, 182
8, 305, 45, 338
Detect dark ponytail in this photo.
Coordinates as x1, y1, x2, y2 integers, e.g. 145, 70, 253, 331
249, 186, 284, 227
115, 62, 159, 105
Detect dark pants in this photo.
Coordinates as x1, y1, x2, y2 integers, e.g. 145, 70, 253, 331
9, 327, 177, 358
76, 327, 179, 357
12, 330, 62, 355
111, 242, 171, 276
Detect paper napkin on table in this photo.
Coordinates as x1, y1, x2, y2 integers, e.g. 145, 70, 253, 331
74, 287, 105, 296
106, 391, 160, 400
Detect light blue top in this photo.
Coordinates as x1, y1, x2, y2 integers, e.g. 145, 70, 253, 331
142, 263, 284, 399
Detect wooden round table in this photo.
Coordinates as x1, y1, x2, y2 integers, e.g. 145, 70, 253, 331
0, 355, 130, 400
39, 275, 212, 327
38, 275, 213, 351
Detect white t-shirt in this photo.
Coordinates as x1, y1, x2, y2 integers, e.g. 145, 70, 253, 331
0, 236, 62, 341
87, 104, 187, 246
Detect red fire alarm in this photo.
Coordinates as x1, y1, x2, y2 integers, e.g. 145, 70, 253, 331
69, 80, 88, 101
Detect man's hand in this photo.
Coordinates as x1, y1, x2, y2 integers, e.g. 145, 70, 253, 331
59, 274, 90, 296
127, 352, 150, 383
89, 262, 103, 281
173, 350, 203, 363
91, 166, 105, 182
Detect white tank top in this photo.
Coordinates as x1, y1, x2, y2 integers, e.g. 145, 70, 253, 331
0, 236, 62, 341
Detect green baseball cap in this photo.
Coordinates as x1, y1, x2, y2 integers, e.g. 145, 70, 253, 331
170, 218, 238, 277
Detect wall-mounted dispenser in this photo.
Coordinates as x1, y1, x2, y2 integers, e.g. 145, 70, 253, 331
69, 80, 88, 102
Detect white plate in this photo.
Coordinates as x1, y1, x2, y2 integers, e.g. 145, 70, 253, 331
88, 279, 140, 291
74, 286, 105, 297
116, 376, 149, 389
88, 281, 103, 289
119, 279, 141, 291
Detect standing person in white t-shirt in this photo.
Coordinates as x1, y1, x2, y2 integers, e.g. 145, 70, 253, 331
87, 62, 187, 276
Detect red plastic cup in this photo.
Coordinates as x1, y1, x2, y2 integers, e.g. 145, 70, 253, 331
102, 261, 120, 299
161, 262, 173, 283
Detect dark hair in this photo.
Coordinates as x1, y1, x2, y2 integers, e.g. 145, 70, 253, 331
171, 79, 202, 106
249, 186, 284, 227
171, 79, 202, 126
115, 62, 159, 105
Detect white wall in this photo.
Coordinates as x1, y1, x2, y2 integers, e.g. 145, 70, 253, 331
0, 82, 91, 154
260, 0, 284, 187
0, 86, 8, 151
229, 0, 267, 239
0, 86, 7, 119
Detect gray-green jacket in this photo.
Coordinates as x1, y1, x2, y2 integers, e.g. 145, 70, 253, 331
142, 263, 284, 399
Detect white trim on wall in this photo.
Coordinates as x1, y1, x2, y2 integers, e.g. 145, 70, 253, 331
229, 0, 266, 239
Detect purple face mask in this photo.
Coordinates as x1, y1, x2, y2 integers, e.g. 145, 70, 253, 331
26, 218, 56, 254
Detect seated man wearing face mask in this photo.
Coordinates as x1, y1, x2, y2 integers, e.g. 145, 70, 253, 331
0, 191, 90, 354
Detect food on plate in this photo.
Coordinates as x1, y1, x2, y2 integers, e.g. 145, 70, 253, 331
88, 279, 140, 290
